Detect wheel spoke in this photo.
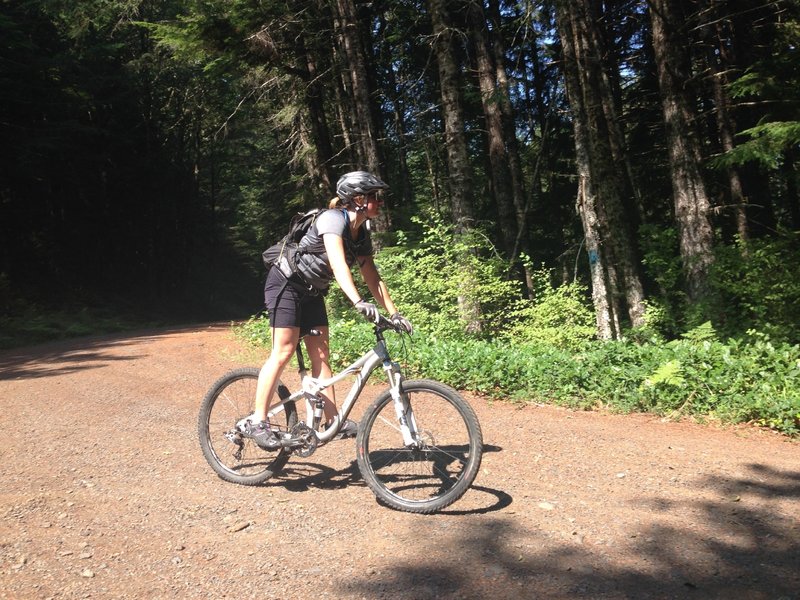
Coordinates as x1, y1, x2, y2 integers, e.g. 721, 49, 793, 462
376, 413, 402, 433
357, 381, 482, 513
198, 369, 297, 485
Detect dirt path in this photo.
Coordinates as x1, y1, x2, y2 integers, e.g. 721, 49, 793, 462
1, 325, 798, 599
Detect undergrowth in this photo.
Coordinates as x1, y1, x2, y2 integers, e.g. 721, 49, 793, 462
235, 316, 800, 437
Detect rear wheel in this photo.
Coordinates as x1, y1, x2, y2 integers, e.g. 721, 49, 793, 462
356, 379, 482, 513
198, 368, 297, 485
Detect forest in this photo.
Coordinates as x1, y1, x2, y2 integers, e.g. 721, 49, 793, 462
1, 1, 799, 433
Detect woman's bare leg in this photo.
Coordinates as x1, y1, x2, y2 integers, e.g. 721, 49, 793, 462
304, 327, 338, 422
253, 326, 299, 422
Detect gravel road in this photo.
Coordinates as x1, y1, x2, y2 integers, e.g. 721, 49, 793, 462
1, 324, 798, 599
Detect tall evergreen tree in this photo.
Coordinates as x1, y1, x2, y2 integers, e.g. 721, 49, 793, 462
427, 0, 482, 332
649, 0, 716, 306
555, 0, 646, 337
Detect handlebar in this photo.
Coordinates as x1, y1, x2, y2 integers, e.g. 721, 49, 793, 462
300, 315, 404, 342
373, 313, 405, 335
372, 313, 392, 329
296, 314, 405, 370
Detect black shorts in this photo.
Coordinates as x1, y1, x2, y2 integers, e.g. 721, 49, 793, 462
264, 269, 328, 332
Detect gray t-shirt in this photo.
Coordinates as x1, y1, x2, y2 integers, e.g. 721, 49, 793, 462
295, 209, 374, 291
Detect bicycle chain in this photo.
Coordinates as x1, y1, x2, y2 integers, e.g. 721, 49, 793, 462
289, 423, 318, 458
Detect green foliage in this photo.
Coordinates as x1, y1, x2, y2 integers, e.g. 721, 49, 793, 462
626, 299, 670, 344
641, 359, 685, 389
7, 0, 800, 439
234, 236, 800, 438
639, 225, 800, 342
374, 213, 521, 340
680, 321, 717, 343
0, 275, 158, 349
0, 307, 147, 350
638, 224, 688, 333
712, 16, 800, 169
234, 313, 272, 349
504, 267, 596, 350
711, 121, 800, 170
235, 315, 800, 436
710, 233, 800, 342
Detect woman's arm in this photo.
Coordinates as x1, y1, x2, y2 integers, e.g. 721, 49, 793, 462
358, 255, 398, 315
323, 233, 399, 315
323, 234, 363, 305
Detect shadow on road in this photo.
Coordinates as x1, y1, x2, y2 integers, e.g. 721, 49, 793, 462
0, 324, 227, 380
336, 462, 800, 599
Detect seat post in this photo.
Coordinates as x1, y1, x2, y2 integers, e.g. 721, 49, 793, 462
295, 343, 306, 373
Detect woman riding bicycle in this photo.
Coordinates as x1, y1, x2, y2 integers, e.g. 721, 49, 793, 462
242, 171, 413, 450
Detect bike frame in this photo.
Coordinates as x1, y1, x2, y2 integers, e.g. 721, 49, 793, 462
266, 324, 419, 446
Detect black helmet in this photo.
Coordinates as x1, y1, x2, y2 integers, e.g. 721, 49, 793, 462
336, 171, 389, 202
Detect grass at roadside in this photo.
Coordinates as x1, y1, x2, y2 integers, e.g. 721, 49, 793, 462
0, 305, 161, 350
235, 315, 800, 437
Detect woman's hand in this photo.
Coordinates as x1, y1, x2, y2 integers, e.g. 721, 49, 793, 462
355, 300, 380, 323
390, 312, 413, 334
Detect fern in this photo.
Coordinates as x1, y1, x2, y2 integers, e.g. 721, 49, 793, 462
642, 360, 685, 388
681, 321, 717, 343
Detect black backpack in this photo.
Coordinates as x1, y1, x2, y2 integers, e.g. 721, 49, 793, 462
261, 208, 324, 279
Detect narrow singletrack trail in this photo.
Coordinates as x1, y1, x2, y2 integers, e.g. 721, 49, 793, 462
1, 325, 797, 599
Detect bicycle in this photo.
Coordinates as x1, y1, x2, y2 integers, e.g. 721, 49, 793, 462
198, 315, 483, 513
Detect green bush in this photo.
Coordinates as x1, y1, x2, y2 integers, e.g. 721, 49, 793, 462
504, 267, 596, 350
638, 224, 685, 336
710, 233, 800, 342
639, 225, 800, 342
374, 214, 521, 340
236, 315, 799, 437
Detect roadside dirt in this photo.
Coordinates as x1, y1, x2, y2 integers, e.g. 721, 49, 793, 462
1, 324, 798, 600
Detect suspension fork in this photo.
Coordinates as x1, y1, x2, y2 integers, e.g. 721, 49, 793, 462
385, 362, 419, 447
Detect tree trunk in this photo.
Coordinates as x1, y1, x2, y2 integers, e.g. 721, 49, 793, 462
486, 0, 535, 295
710, 61, 748, 245
649, 0, 716, 305
576, 177, 616, 339
784, 148, 800, 230
302, 42, 335, 193
557, 1, 613, 339
466, 1, 516, 253
334, 0, 379, 168
518, 13, 560, 292
428, 0, 482, 333
427, 0, 476, 236
703, 1, 748, 246
555, 0, 646, 335
383, 48, 414, 207
425, 144, 442, 214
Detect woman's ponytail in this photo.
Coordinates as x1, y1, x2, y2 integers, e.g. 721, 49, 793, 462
328, 197, 342, 210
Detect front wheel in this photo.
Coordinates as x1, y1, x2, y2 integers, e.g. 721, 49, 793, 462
356, 379, 483, 513
198, 368, 297, 486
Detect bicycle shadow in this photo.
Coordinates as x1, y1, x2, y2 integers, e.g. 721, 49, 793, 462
272, 460, 361, 492
264, 444, 509, 515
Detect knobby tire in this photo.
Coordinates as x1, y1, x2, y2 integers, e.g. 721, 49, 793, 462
356, 379, 483, 513
198, 367, 296, 486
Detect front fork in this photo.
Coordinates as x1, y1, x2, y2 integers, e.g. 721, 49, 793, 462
385, 362, 419, 447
